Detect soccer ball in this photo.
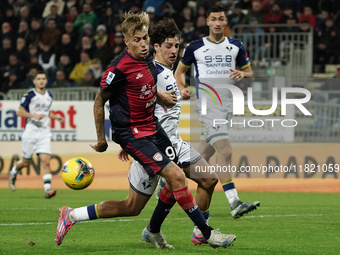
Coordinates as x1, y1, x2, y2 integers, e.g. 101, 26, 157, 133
62, 157, 95, 190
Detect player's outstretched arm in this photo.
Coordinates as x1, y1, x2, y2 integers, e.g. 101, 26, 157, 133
49, 112, 65, 123
90, 89, 111, 153
174, 64, 193, 100
16, 108, 45, 120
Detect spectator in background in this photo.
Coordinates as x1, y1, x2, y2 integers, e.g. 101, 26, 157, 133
55, 33, 75, 63
196, 16, 209, 38
93, 38, 111, 67
28, 43, 39, 59
299, 6, 317, 30
101, 6, 115, 32
264, 3, 283, 25
0, 54, 25, 84
57, 54, 73, 81
42, 0, 65, 18
15, 37, 29, 63
145, 6, 156, 22
143, 0, 165, 19
0, 38, 14, 66
1, 22, 15, 42
13, 0, 30, 16
239, 0, 252, 10
27, 18, 43, 45
112, 0, 132, 15
64, 21, 78, 47
26, 54, 43, 72
88, 58, 103, 86
94, 24, 108, 44
18, 21, 29, 41
227, 3, 246, 30
314, 18, 338, 68
38, 18, 61, 50
51, 70, 71, 87
19, 6, 31, 24
73, 3, 97, 32
66, 5, 78, 23
244, 0, 265, 24
316, 10, 333, 32
1, 72, 20, 93
178, 7, 194, 30
280, 6, 295, 24
181, 19, 198, 43
254, 0, 272, 12
161, 2, 177, 22
21, 67, 38, 89
38, 44, 56, 84
76, 23, 94, 49
77, 69, 95, 87
30, 0, 48, 19
77, 35, 93, 61
44, 4, 65, 29
2, 7, 18, 31
69, 51, 92, 83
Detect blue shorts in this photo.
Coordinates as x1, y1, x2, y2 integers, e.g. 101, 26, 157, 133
121, 127, 178, 177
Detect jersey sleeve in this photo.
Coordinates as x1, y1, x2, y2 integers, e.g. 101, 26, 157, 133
236, 42, 251, 69
179, 43, 195, 68
19, 92, 34, 111
100, 65, 126, 93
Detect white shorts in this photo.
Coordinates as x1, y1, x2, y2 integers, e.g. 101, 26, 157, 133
196, 107, 232, 146
128, 141, 202, 197
21, 132, 51, 159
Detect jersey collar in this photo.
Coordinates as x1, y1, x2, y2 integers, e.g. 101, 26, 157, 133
155, 60, 173, 71
206, 36, 226, 44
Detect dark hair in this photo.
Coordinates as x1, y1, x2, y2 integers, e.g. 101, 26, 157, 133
206, 5, 228, 18
149, 18, 180, 46
34, 70, 47, 79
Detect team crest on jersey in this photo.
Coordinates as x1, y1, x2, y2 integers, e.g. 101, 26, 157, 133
136, 73, 143, 79
106, 72, 115, 84
226, 46, 233, 52
153, 152, 163, 161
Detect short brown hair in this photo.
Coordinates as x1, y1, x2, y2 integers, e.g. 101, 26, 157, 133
121, 12, 149, 39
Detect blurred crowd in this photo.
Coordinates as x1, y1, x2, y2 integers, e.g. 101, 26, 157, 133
1, 0, 340, 95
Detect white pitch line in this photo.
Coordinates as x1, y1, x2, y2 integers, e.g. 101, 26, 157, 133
0, 213, 336, 227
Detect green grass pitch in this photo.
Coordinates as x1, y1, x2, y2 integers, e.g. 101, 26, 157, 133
1, 189, 339, 254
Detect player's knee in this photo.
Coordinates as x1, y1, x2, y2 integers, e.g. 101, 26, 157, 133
217, 148, 232, 161
21, 160, 30, 167
197, 177, 218, 190
166, 168, 186, 187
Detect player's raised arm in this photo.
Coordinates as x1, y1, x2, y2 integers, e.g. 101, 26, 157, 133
174, 64, 192, 100
90, 89, 111, 152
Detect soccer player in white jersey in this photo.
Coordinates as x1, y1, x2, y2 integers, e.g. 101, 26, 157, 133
175, 5, 260, 219
9, 71, 64, 198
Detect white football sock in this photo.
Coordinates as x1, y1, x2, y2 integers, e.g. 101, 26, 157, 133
42, 173, 52, 192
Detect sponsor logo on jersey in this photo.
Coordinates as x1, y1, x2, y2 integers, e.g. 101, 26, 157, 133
203, 48, 210, 52
153, 152, 163, 161
164, 75, 170, 80
106, 72, 115, 84
136, 73, 143, 79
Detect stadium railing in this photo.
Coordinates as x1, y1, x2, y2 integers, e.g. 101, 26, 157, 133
5, 87, 99, 101
231, 23, 313, 81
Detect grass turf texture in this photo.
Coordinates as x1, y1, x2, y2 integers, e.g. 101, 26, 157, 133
0, 189, 339, 254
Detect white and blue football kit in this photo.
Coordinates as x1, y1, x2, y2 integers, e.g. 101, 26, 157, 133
19, 89, 53, 159
129, 61, 202, 197
180, 37, 250, 145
